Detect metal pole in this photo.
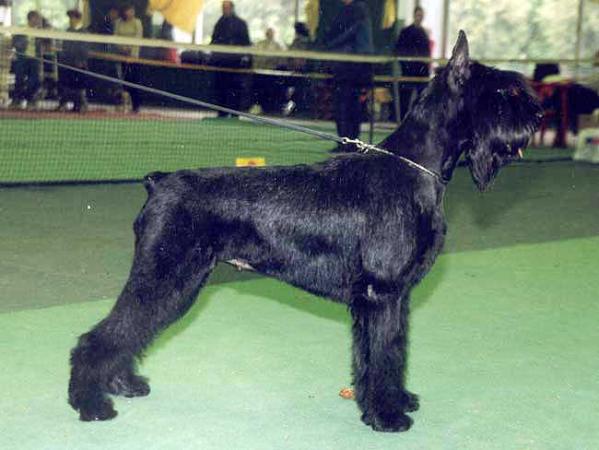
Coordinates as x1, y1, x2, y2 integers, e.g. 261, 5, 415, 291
369, 80, 375, 144
574, 0, 584, 77
392, 0, 401, 124
441, 0, 450, 59
392, 60, 401, 124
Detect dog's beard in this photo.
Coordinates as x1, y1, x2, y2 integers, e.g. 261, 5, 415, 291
466, 139, 502, 191
466, 132, 531, 191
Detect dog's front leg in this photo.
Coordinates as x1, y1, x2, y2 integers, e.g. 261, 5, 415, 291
350, 293, 416, 432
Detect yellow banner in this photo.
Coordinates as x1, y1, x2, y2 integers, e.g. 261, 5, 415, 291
382, 0, 397, 29
305, 0, 319, 40
149, 0, 204, 33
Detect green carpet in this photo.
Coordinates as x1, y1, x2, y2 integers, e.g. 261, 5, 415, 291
1, 237, 598, 449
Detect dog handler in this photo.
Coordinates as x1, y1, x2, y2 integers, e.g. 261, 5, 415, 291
323, 0, 374, 153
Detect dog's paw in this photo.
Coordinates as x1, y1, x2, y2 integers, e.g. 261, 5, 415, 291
362, 411, 413, 433
106, 373, 150, 398
73, 395, 118, 422
401, 390, 420, 412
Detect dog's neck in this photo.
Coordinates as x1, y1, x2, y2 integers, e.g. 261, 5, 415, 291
378, 112, 465, 184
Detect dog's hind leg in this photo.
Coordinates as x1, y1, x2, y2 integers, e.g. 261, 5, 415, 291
350, 293, 415, 432
69, 207, 216, 421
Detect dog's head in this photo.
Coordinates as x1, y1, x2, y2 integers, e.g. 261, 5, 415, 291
441, 31, 543, 190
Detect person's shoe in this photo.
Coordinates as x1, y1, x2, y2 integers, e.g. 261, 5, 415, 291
26, 100, 39, 111
74, 104, 88, 114
282, 100, 296, 116
119, 91, 132, 113
9, 100, 24, 110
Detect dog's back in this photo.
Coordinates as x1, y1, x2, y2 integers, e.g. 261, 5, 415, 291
137, 154, 441, 302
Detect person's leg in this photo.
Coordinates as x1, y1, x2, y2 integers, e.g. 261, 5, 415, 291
334, 79, 350, 138
24, 59, 42, 107
12, 57, 27, 104
215, 72, 230, 117
57, 67, 77, 110
252, 74, 261, 110
332, 79, 361, 152
227, 73, 244, 115
124, 63, 142, 113
348, 84, 363, 140
399, 84, 413, 121
73, 69, 88, 113
56, 67, 67, 110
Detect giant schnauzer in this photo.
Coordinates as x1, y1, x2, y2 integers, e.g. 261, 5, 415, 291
68, 32, 542, 431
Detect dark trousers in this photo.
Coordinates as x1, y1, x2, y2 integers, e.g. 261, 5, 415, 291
88, 59, 122, 103
122, 63, 142, 112
13, 57, 41, 102
334, 79, 363, 140
289, 77, 314, 117
252, 74, 286, 114
58, 66, 87, 110
215, 72, 244, 117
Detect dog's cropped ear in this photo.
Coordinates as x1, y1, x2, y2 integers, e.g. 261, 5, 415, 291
447, 30, 471, 92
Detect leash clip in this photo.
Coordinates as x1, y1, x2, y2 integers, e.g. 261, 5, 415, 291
341, 137, 379, 154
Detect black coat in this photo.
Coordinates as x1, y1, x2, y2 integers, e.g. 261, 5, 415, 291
395, 24, 430, 77
325, 1, 373, 55
210, 14, 251, 68
60, 27, 89, 67
324, 2, 374, 83
12, 34, 42, 56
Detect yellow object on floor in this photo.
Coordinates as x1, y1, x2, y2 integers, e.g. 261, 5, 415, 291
236, 157, 266, 167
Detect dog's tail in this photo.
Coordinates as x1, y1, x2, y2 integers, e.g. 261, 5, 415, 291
143, 171, 169, 195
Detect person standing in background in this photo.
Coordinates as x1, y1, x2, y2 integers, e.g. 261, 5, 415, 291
286, 22, 313, 116
100, 7, 120, 36
324, 0, 374, 153
395, 6, 431, 120
11, 10, 43, 109
253, 27, 285, 114
57, 9, 89, 113
39, 15, 58, 100
0, 5, 13, 106
253, 27, 284, 70
211, 1, 251, 118
114, 4, 143, 113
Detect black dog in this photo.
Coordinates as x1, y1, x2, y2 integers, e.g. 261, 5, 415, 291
68, 32, 542, 431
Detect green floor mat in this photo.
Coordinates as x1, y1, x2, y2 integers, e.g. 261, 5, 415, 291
1, 237, 598, 449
